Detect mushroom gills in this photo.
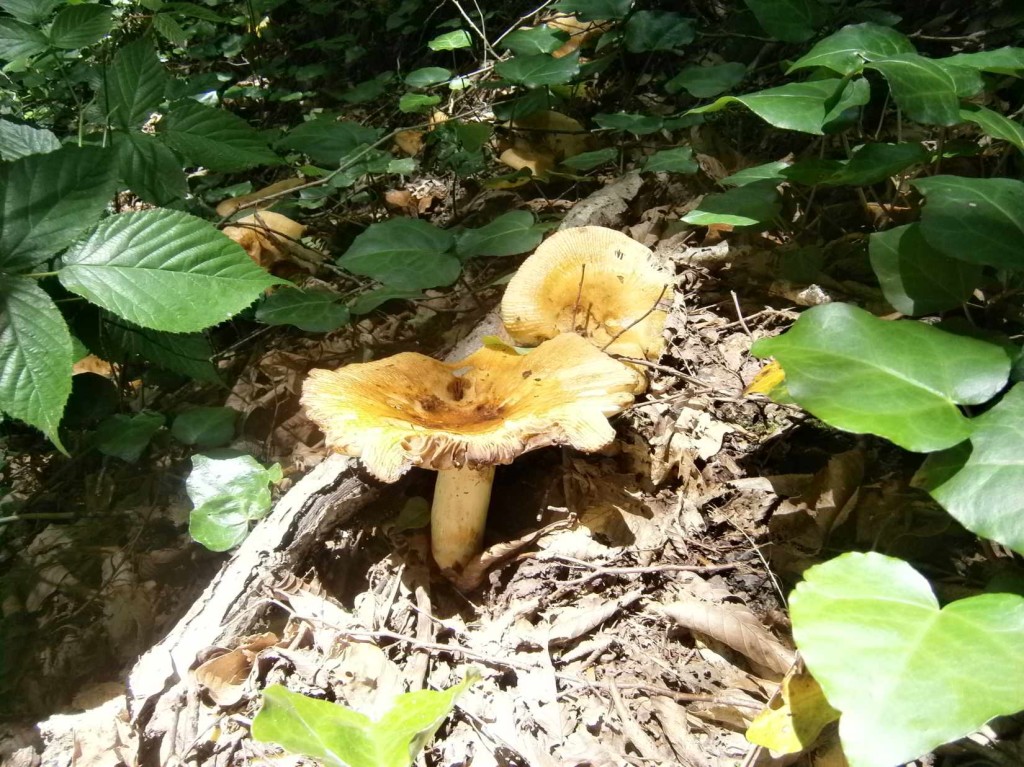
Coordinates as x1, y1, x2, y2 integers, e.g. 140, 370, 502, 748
431, 464, 496, 572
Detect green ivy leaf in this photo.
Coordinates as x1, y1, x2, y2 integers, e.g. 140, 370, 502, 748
0, 0, 62, 25
494, 51, 580, 87
720, 160, 791, 187
959, 105, 1024, 153
171, 407, 238, 448
594, 112, 662, 135
48, 4, 113, 49
560, 147, 617, 170
666, 62, 745, 98
98, 39, 168, 130
255, 288, 351, 332
404, 67, 451, 88
95, 413, 165, 462
623, 11, 694, 53
642, 146, 698, 174
0, 277, 71, 451
682, 181, 780, 227
0, 17, 49, 60
338, 218, 459, 290
160, 100, 280, 172
743, 0, 828, 42
791, 552, 1024, 767
751, 303, 1011, 452
251, 677, 475, 767
455, 211, 543, 259
398, 93, 441, 113
551, 0, 631, 21
690, 79, 862, 135
60, 209, 285, 333
349, 287, 425, 315
788, 22, 914, 75
0, 118, 60, 161
868, 223, 981, 316
941, 46, 1024, 76
914, 384, 1024, 555
0, 146, 118, 274
187, 453, 282, 551
806, 142, 930, 187
865, 54, 966, 125
500, 25, 567, 56
913, 176, 1024, 270
427, 29, 471, 51
278, 117, 379, 167
115, 132, 189, 206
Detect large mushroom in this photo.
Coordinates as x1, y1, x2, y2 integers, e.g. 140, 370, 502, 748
500, 226, 673, 363
302, 333, 638, 575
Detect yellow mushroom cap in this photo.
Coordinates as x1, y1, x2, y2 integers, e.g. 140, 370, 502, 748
500, 226, 673, 361
301, 333, 638, 483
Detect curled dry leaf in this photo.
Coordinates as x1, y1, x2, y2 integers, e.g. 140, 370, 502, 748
544, 14, 606, 58
547, 588, 643, 647
222, 211, 322, 272
499, 145, 555, 177
394, 129, 425, 155
192, 632, 279, 707
657, 600, 796, 675
215, 178, 305, 218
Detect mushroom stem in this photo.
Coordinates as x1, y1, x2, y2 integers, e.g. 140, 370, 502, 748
431, 465, 496, 572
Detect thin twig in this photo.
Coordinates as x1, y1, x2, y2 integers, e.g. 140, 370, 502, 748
493, 0, 557, 45
730, 290, 752, 338
448, 0, 498, 60
600, 285, 669, 352
571, 264, 586, 331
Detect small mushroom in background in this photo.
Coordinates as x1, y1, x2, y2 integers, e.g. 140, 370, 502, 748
302, 333, 639, 577
500, 226, 674, 378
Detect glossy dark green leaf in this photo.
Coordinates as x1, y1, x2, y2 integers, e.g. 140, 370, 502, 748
816, 142, 929, 186
960, 105, 1024, 153
792, 552, 1024, 767
84, 314, 219, 382
682, 181, 780, 227
255, 288, 351, 332
865, 54, 965, 125
278, 117, 379, 167
690, 79, 857, 135
427, 29, 471, 51
623, 11, 694, 52
161, 100, 280, 172
398, 93, 441, 113
594, 112, 662, 135
171, 407, 238, 448
0, 119, 60, 161
500, 25, 567, 56
60, 209, 285, 332
349, 287, 425, 315
869, 223, 981, 315
95, 413, 164, 462
0, 277, 71, 451
0, 146, 117, 273
666, 62, 745, 98
338, 218, 459, 290
456, 211, 542, 258
788, 22, 914, 75
494, 51, 580, 87
98, 40, 168, 130
941, 46, 1024, 76
404, 67, 451, 88
341, 73, 393, 104
642, 146, 698, 174
551, 0, 631, 21
751, 303, 1011, 452
48, 4, 113, 49
744, 0, 828, 42
152, 13, 189, 45
720, 160, 791, 187
0, 0, 61, 25
0, 17, 48, 60
187, 453, 282, 551
115, 132, 188, 206
560, 147, 617, 170
914, 176, 1024, 270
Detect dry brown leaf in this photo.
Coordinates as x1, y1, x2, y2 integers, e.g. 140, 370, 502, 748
193, 632, 279, 707
451, 519, 572, 590
223, 210, 310, 270
658, 600, 795, 675
72, 354, 115, 378
394, 129, 425, 155
499, 145, 555, 177
547, 588, 642, 647
651, 696, 710, 767
545, 14, 605, 58
215, 178, 305, 217
509, 110, 590, 160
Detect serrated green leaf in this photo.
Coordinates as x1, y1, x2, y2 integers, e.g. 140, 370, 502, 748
60, 209, 285, 333
161, 99, 280, 172
623, 11, 694, 52
788, 22, 914, 75
751, 303, 1011, 452
941, 46, 1024, 76
494, 51, 580, 87
255, 288, 351, 332
500, 25, 567, 56
0, 277, 71, 451
0, 0, 61, 25
338, 218, 459, 290
690, 79, 861, 135
398, 92, 441, 113
560, 147, 617, 170
744, 0, 828, 42
95, 412, 164, 462
666, 62, 745, 98
455, 211, 542, 259
551, 0, 631, 21
187, 453, 281, 551
0, 146, 118, 274
865, 54, 966, 125
959, 105, 1024, 153
0, 17, 48, 60
791, 552, 1024, 767
594, 111, 662, 135
251, 676, 475, 767
0, 118, 60, 161
48, 4, 113, 49
98, 39, 168, 130
913, 176, 1024, 270
153, 12, 189, 45
682, 181, 780, 227
277, 117, 380, 167
115, 132, 188, 206
642, 146, 698, 174
82, 313, 219, 382
404, 67, 451, 88
160, 2, 230, 22
171, 407, 237, 448
349, 287, 425, 315
427, 29, 471, 51
720, 160, 791, 187
868, 223, 981, 315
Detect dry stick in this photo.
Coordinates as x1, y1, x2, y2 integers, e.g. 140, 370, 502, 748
448, 0, 498, 60
570, 264, 587, 332
493, 0, 557, 45
599, 285, 669, 352
613, 356, 719, 392
730, 290, 753, 338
